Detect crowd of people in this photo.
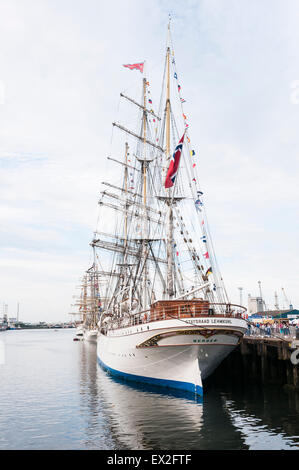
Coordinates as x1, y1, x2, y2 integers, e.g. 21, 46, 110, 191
246, 320, 299, 338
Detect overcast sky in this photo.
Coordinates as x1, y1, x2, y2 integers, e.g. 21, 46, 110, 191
0, 0, 298, 322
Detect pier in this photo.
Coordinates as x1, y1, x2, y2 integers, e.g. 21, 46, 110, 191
211, 329, 299, 392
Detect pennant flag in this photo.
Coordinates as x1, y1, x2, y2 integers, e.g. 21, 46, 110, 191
183, 113, 187, 120
165, 133, 185, 188
201, 235, 207, 243
148, 99, 152, 103
204, 252, 209, 259
178, 85, 181, 91
123, 62, 144, 73
193, 163, 196, 168
190, 150, 195, 156
187, 136, 190, 143
180, 98, 186, 103
205, 267, 212, 276
174, 72, 177, 79
195, 199, 202, 212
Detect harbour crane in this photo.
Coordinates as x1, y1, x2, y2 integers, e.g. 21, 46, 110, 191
238, 287, 243, 306
281, 287, 293, 310
258, 281, 267, 311
274, 291, 279, 310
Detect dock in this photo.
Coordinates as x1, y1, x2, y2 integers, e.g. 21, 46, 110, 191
210, 331, 299, 392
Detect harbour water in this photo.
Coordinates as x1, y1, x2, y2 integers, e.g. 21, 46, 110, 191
0, 329, 298, 450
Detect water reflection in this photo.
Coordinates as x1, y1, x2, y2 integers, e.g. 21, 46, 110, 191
222, 399, 299, 450
1, 330, 298, 450
215, 381, 299, 450
90, 349, 299, 449
77, 340, 118, 449
86, 351, 246, 449
98, 375, 204, 450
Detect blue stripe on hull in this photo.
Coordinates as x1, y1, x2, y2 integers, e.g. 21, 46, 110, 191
97, 356, 203, 396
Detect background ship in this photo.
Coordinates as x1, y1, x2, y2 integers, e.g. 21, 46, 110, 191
70, 252, 102, 343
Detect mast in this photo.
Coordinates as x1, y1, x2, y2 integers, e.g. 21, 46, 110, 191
166, 35, 171, 160
166, 21, 174, 299
143, 77, 147, 206
124, 142, 129, 252
122, 141, 130, 296
92, 245, 98, 328
83, 275, 87, 324
142, 73, 148, 309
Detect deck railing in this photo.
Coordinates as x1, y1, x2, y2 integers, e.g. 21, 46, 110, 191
103, 302, 246, 331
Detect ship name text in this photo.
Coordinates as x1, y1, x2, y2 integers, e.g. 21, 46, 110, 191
185, 318, 232, 325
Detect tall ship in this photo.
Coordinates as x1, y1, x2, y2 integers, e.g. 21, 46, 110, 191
93, 21, 247, 396
70, 255, 102, 342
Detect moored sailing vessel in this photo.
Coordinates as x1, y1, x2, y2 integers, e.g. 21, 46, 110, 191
93, 21, 247, 395
82, 260, 100, 343
70, 257, 101, 343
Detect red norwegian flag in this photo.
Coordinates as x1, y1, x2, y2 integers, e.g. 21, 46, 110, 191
123, 62, 144, 73
165, 133, 185, 188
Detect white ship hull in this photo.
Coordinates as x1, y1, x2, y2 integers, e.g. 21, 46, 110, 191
97, 316, 247, 396
83, 329, 98, 343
